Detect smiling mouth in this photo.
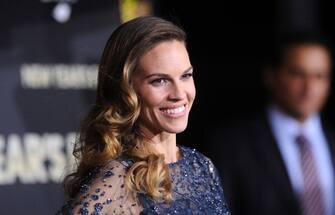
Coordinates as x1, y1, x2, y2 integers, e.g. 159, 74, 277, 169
159, 104, 187, 118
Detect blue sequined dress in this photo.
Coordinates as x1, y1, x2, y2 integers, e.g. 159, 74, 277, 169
57, 146, 230, 215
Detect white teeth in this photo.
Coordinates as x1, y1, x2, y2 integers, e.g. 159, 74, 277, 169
162, 105, 185, 114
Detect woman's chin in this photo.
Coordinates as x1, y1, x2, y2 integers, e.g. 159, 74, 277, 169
161, 123, 188, 134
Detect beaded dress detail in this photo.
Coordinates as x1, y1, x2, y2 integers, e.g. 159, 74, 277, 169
57, 146, 230, 215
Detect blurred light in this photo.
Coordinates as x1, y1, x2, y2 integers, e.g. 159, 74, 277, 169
119, 0, 152, 23
52, 2, 72, 23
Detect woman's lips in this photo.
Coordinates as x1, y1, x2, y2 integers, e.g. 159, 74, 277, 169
159, 104, 187, 118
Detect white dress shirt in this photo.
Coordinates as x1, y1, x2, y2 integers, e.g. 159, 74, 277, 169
267, 104, 335, 215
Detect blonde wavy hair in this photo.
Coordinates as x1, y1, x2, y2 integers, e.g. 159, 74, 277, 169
63, 16, 186, 202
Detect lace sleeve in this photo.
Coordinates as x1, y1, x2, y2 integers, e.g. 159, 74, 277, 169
205, 157, 231, 214
207, 158, 223, 187
69, 160, 142, 215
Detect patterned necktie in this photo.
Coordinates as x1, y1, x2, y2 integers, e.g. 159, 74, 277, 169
296, 134, 325, 215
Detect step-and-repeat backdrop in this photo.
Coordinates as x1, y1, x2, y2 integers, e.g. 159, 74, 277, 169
0, 0, 151, 214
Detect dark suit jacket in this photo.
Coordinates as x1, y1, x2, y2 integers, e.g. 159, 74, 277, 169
209, 114, 335, 215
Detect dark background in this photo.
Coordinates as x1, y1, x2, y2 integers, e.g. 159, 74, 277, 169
0, 0, 334, 214
154, 0, 335, 153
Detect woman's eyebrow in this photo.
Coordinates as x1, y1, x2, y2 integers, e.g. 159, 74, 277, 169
144, 66, 193, 79
144, 73, 170, 79
183, 66, 193, 74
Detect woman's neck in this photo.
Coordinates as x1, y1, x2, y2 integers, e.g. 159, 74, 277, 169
140, 127, 180, 163
152, 133, 179, 163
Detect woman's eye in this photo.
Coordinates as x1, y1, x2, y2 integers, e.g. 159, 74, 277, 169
181, 73, 193, 79
150, 78, 167, 86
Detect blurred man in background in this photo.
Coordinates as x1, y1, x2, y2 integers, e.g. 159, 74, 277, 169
211, 32, 335, 215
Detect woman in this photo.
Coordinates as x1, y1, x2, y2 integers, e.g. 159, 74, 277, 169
58, 16, 230, 215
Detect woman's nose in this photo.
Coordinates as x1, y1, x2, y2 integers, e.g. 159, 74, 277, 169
168, 82, 185, 101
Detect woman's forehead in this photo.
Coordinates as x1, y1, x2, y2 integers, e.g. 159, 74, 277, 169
136, 40, 191, 76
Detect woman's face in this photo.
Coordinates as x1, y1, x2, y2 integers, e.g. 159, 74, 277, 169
131, 40, 195, 135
